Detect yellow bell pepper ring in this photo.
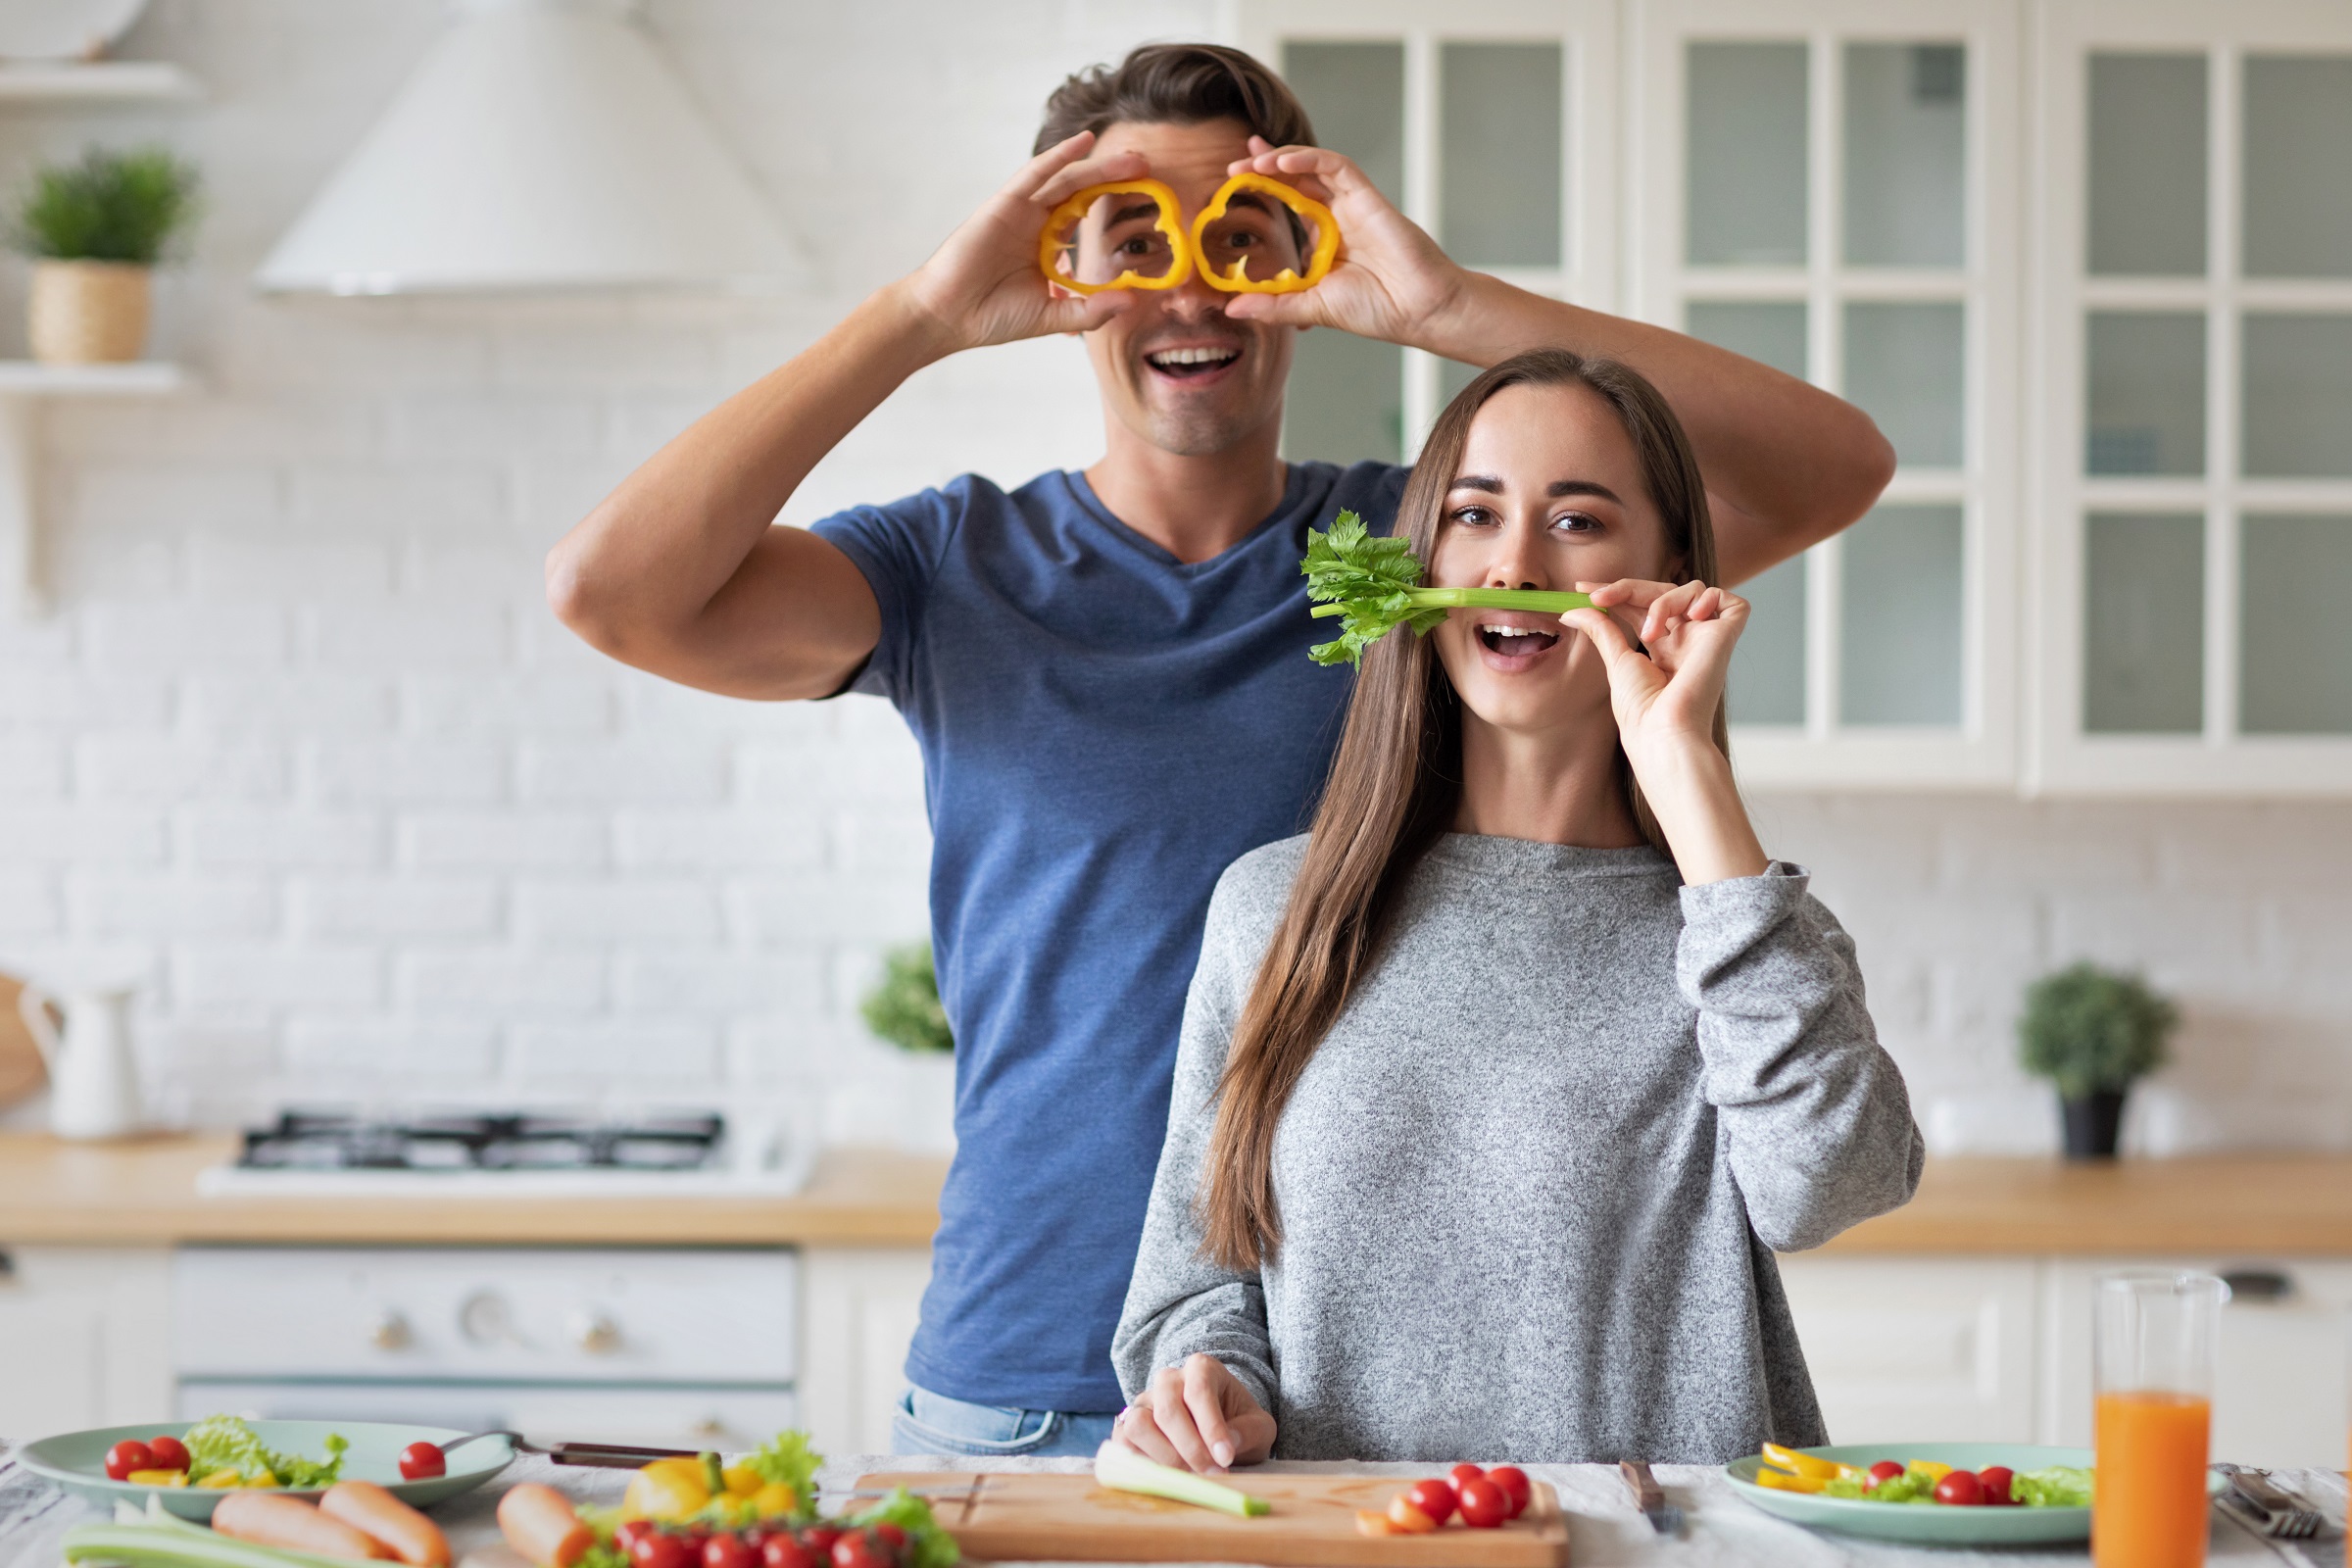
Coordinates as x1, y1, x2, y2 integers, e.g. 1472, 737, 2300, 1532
1907, 1460, 1954, 1484
1761, 1442, 1856, 1482
620, 1455, 715, 1521
1190, 172, 1340, 294
1754, 1467, 1829, 1494
1038, 179, 1193, 294
721, 1464, 764, 1499
748, 1482, 799, 1518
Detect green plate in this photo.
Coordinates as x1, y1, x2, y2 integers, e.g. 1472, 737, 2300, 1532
1726, 1443, 2096, 1545
18, 1421, 514, 1521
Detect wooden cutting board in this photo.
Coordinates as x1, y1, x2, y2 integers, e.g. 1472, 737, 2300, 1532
856, 1472, 1570, 1566
0, 973, 45, 1108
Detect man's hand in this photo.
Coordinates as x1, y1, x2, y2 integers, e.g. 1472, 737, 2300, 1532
1114, 1353, 1277, 1473
1214, 137, 1470, 346
899, 131, 1146, 354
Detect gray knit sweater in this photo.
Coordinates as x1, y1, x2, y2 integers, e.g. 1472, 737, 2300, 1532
1111, 832, 1924, 1465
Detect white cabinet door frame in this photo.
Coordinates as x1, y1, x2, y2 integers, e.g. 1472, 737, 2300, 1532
2027, 0, 2352, 796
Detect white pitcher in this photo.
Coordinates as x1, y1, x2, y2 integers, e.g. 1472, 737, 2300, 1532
19, 983, 143, 1140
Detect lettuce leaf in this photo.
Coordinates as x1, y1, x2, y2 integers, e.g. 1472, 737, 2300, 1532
847, 1489, 958, 1568
181, 1416, 346, 1488
741, 1432, 821, 1520
2012, 1467, 2093, 1508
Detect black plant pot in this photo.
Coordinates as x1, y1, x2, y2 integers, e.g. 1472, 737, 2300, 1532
2060, 1089, 2128, 1159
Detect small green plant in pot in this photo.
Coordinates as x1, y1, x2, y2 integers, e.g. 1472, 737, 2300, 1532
859, 942, 953, 1055
2017, 962, 2179, 1159
11, 145, 199, 365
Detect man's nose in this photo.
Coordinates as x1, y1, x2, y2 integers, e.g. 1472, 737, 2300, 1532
1160, 271, 1234, 321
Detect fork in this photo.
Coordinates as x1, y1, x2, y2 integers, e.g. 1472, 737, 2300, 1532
2213, 1463, 2328, 1541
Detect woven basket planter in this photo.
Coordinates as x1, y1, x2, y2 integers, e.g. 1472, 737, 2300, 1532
28, 260, 151, 365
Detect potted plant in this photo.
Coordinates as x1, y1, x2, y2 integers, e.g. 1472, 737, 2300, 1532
859, 942, 953, 1056
2017, 962, 2179, 1159
12, 145, 198, 365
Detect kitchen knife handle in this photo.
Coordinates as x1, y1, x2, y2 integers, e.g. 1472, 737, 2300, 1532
1620, 1459, 1665, 1512
552, 1443, 704, 1467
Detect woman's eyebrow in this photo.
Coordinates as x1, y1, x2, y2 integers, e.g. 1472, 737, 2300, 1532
1546, 478, 1622, 503
1448, 473, 1505, 493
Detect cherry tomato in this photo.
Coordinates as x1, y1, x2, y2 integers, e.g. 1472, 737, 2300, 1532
1863, 1460, 1906, 1491
614, 1522, 659, 1555
704, 1536, 755, 1568
105, 1441, 155, 1482
800, 1529, 842, 1556
1456, 1477, 1510, 1529
870, 1526, 906, 1550
1448, 1463, 1486, 1493
632, 1533, 694, 1568
1403, 1479, 1457, 1525
759, 1537, 816, 1568
1976, 1466, 2015, 1506
145, 1437, 190, 1473
1485, 1466, 1531, 1519
1385, 1496, 1437, 1534
397, 1442, 447, 1482
1933, 1470, 1984, 1506
828, 1534, 892, 1568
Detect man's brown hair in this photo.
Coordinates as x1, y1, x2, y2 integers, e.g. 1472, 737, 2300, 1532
1033, 43, 1315, 156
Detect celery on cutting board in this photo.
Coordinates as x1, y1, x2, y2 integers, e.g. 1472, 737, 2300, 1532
67, 1498, 358, 1568
1301, 511, 1593, 667
1094, 1443, 1271, 1518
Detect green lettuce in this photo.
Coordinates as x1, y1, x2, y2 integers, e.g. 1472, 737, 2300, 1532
847, 1488, 959, 1568
2012, 1467, 2094, 1508
741, 1431, 821, 1521
181, 1416, 346, 1488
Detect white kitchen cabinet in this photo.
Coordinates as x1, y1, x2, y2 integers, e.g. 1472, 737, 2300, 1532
0, 1246, 173, 1437
797, 1247, 931, 1460
1777, 1255, 2040, 1443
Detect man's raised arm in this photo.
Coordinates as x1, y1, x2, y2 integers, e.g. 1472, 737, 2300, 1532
545, 133, 1144, 700
1216, 140, 1896, 586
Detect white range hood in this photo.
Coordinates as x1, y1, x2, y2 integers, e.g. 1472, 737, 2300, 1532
254, 0, 802, 296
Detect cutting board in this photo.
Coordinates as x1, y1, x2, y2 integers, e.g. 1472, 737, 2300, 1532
0, 973, 45, 1108
856, 1471, 1570, 1566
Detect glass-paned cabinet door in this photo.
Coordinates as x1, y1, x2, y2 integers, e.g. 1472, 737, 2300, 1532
1237, 0, 1618, 466
1634, 0, 2023, 788
2032, 0, 2352, 793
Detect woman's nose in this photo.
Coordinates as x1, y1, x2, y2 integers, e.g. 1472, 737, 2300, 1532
1486, 521, 1550, 591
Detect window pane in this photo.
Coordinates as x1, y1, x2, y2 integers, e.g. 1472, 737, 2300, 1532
1284, 42, 1404, 197
1843, 43, 1966, 269
2240, 514, 2352, 734
2084, 513, 2204, 734
1283, 330, 1403, 464
1686, 301, 1808, 380
1441, 42, 1563, 269
1687, 42, 1807, 266
1438, 355, 1480, 410
1840, 504, 1964, 726
1730, 553, 1807, 724
1843, 302, 1965, 467
2087, 53, 2207, 276
2243, 56, 2352, 279
2085, 313, 2204, 475
2241, 314, 2352, 478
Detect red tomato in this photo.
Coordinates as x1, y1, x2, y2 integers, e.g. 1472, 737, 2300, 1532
1385, 1496, 1437, 1534
1456, 1477, 1510, 1529
632, 1533, 694, 1568
1933, 1470, 1984, 1507
801, 1529, 842, 1556
870, 1525, 906, 1550
1403, 1479, 1457, 1525
397, 1442, 447, 1482
1863, 1460, 1905, 1491
614, 1522, 659, 1555
105, 1441, 155, 1482
703, 1535, 755, 1568
758, 1537, 817, 1568
828, 1534, 892, 1568
1976, 1466, 2015, 1506
1447, 1463, 1486, 1492
1486, 1466, 1532, 1519
145, 1437, 190, 1473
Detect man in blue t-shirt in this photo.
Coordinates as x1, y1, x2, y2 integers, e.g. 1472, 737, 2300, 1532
548, 43, 1892, 1457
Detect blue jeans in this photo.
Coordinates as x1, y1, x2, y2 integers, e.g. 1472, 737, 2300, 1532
890, 1384, 1121, 1458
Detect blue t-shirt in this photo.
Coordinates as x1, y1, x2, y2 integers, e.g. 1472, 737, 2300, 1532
814, 460, 1407, 1412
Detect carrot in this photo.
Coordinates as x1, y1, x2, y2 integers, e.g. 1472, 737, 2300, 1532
213, 1492, 392, 1562
321, 1481, 450, 1568
497, 1484, 594, 1568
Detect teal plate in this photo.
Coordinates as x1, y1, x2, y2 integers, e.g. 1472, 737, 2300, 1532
1726, 1443, 2096, 1545
18, 1421, 514, 1521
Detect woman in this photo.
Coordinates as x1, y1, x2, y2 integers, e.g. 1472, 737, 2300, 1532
1108, 348, 1923, 1470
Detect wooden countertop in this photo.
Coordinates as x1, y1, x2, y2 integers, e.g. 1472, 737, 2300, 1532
0, 1133, 947, 1246
1819, 1152, 2352, 1255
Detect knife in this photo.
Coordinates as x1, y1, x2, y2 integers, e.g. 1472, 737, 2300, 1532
1620, 1460, 1686, 1537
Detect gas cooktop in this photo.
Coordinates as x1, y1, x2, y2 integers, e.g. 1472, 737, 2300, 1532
195, 1108, 810, 1197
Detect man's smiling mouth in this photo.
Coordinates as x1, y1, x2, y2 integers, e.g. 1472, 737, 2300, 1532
1146, 345, 1241, 378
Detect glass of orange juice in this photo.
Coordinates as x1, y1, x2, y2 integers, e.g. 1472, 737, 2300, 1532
2093, 1271, 2228, 1568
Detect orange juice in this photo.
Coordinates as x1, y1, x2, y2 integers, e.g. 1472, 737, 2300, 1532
2094, 1390, 2212, 1568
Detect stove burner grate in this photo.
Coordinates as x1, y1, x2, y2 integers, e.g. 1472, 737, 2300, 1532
234, 1109, 728, 1174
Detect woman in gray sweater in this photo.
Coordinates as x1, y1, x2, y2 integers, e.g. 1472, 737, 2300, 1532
1109, 348, 1923, 1470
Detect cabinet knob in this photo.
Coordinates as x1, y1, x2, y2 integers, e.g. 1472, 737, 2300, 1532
368, 1309, 412, 1350
571, 1311, 622, 1354
459, 1291, 514, 1346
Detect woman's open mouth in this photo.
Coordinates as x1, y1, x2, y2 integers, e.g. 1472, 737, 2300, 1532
1476, 620, 1560, 662
1146, 345, 1241, 382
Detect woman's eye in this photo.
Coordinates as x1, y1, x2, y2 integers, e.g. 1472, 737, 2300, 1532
1448, 506, 1497, 527
1552, 511, 1601, 534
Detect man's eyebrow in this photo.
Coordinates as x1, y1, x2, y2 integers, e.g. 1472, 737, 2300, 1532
1105, 202, 1162, 227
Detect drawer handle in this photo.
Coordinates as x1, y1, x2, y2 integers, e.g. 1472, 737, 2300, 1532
2219, 1267, 2293, 1302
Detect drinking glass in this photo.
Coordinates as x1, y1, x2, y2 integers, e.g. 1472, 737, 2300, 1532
2093, 1271, 2228, 1568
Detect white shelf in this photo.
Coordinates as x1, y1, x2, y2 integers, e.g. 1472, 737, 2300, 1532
0, 360, 194, 616
0, 62, 200, 102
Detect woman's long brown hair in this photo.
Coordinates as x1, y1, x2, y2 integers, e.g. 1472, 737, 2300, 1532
1198, 347, 1732, 1271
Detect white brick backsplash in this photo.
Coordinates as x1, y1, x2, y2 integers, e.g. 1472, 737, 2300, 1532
517, 741, 727, 805
184, 808, 386, 869
0, 736, 67, 798
401, 676, 612, 737
305, 739, 508, 806
308, 603, 510, 670
387, 395, 601, 459
292, 877, 503, 940
73, 466, 281, 532
290, 466, 508, 532
77, 735, 290, 802
614, 810, 824, 871
398, 950, 606, 1013
69, 874, 280, 939
189, 527, 395, 599
400, 811, 608, 871
186, 676, 397, 735
0, 807, 169, 867
617, 951, 826, 1014
0, 674, 172, 728
0, 871, 60, 937
514, 879, 723, 945
511, 1020, 722, 1082
731, 874, 928, 945
176, 945, 382, 1007
284, 1018, 502, 1080
86, 604, 288, 673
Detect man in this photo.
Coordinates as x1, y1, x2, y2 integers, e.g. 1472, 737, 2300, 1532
547, 43, 1893, 1458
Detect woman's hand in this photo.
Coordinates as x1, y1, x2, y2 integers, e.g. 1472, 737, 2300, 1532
1563, 578, 1770, 884
1113, 1353, 1277, 1473
1213, 137, 1469, 345
897, 131, 1141, 354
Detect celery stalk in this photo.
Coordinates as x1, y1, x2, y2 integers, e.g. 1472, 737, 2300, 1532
1094, 1442, 1270, 1518
1299, 513, 1593, 666
1308, 588, 1593, 619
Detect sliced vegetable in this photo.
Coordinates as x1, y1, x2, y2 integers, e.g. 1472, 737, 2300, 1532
320, 1482, 448, 1567
1755, 1468, 1829, 1495
1761, 1444, 1854, 1483
213, 1493, 389, 1562
1907, 1461, 1954, 1485
1383, 1496, 1437, 1534
499, 1484, 596, 1568
127, 1470, 191, 1488
1300, 513, 1595, 667
1093, 1443, 1269, 1519
184, 1416, 348, 1490
1352, 1511, 1396, 1539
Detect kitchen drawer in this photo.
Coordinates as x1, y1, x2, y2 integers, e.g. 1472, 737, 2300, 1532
177, 1380, 795, 1452
1777, 1255, 2039, 1444
172, 1248, 796, 1384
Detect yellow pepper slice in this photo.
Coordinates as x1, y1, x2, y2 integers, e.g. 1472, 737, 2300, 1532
1761, 1443, 1856, 1482
1908, 1460, 1954, 1484
1038, 179, 1193, 294
1755, 1467, 1829, 1494
195, 1470, 242, 1490
1189, 172, 1340, 294
126, 1470, 189, 1488
621, 1456, 713, 1521
748, 1483, 799, 1518
721, 1464, 763, 1499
